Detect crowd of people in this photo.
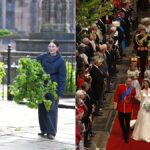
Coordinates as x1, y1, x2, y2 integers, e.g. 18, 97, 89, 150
76, 0, 150, 149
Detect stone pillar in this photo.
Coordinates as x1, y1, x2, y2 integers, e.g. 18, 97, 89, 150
2, 0, 6, 28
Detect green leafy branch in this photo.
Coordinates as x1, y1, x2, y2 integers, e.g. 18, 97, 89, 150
9, 58, 58, 112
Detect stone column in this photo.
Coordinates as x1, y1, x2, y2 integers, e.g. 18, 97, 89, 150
2, 0, 6, 28
65, 0, 71, 32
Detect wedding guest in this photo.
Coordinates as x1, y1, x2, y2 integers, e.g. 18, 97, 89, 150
90, 56, 105, 115
134, 28, 150, 78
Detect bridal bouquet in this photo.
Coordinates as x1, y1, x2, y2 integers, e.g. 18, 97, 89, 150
143, 102, 150, 112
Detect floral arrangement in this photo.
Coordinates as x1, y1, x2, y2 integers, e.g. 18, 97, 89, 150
143, 102, 150, 112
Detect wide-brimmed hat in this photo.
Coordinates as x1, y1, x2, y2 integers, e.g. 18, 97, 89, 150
112, 21, 120, 27
141, 17, 150, 24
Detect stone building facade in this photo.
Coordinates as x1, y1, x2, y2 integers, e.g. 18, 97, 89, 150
0, 0, 75, 36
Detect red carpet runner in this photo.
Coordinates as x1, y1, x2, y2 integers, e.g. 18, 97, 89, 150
106, 100, 150, 150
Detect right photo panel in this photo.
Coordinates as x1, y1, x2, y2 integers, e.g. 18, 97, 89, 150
76, 0, 150, 150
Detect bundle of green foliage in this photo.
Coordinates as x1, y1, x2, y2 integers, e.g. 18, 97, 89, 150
9, 58, 58, 112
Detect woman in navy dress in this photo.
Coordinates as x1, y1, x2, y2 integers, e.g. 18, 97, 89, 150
37, 40, 66, 139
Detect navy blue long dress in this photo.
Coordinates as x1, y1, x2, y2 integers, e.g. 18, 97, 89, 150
37, 52, 66, 136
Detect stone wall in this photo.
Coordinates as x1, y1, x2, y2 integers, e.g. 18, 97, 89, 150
0, 0, 75, 35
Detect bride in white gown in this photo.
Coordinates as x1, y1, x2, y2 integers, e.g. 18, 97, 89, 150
132, 78, 150, 142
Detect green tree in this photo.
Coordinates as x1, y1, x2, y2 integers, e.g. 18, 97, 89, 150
77, 0, 114, 27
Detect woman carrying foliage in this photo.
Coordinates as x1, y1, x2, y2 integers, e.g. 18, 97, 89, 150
37, 40, 66, 140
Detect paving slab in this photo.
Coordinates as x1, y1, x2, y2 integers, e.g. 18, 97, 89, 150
0, 100, 75, 150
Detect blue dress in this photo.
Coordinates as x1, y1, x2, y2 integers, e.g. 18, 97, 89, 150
37, 52, 66, 136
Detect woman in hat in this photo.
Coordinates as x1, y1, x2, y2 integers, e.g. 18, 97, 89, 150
132, 78, 150, 142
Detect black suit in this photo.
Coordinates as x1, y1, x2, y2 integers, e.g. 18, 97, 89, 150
106, 51, 112, 75
90, 65, 105, 113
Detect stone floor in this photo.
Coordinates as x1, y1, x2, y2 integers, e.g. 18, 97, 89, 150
0, 100, 75, 150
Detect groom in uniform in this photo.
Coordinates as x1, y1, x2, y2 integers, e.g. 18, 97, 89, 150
114, 78, 136, 143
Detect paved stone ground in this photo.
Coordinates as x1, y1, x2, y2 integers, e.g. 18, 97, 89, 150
0, 99, 75, 150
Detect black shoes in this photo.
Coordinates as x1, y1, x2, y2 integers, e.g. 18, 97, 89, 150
38, 133, 45, 137
93, 112, 103, 116
47, 134, 55, 140
90, 132, 96, 137
84, 142, 91, 148
125, 138, 129, 143
38, 133, 55, 140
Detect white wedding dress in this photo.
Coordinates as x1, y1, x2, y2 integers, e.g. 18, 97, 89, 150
132, 88, 150, 142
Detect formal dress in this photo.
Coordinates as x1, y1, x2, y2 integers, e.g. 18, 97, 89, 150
127, 69, 141, 99
132, 88, 150, 142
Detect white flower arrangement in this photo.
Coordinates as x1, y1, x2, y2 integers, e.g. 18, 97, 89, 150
143, 102, 150, 112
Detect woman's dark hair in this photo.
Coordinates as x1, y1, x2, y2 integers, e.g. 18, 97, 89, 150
50, 39, 59, 47
142, 80, 150, 89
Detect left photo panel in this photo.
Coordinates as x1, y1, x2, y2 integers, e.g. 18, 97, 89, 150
0, 0, 76, 150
